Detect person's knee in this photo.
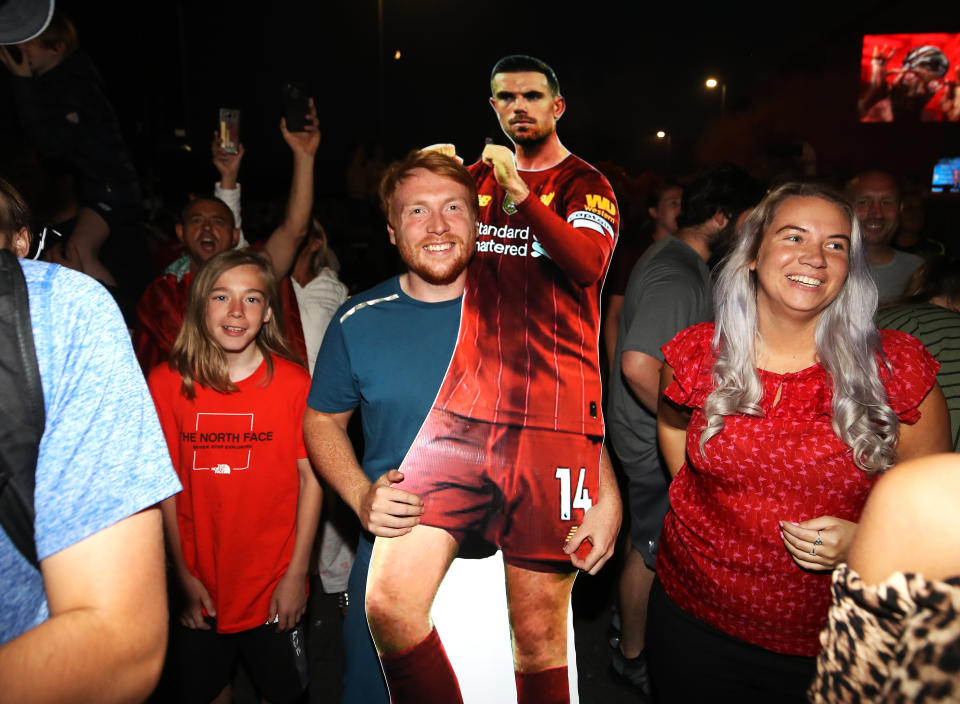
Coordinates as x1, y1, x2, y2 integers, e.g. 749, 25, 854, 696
363, 580, 394, 632
511, 609, 566, 671
364, 579, 429, 650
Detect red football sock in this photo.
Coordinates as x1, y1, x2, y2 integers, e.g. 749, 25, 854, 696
378, 627, 463, 704
515, 666, 569, 704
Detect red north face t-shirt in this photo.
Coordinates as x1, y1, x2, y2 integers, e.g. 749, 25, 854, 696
434, 154, 618, 436
149, 357, 310, 633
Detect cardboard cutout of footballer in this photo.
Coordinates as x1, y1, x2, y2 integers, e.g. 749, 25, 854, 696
366, 55, 621, 704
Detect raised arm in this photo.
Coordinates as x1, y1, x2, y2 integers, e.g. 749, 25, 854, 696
212, 132, 245, 242
480, 144, 614, 286
858, 45, 895, 118
212, 131, 245, 193
0, 508, 168, 704
264, 99, 321, 279
303, 407, 423, 537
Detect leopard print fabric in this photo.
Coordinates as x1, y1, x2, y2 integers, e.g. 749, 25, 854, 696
810, 564, 960, 703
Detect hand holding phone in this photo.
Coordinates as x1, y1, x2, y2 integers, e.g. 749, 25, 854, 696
281, 81, 311, 132
218, 108, 240, 154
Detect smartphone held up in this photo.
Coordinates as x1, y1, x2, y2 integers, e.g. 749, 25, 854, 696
218, 108, 240, 154
281, 81, 311, 132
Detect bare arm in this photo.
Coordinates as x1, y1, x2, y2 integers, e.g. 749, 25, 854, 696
564, 444, 622, 574
212, 132, 245, 192
858, 45, 894, 117
603, 294, 624, 374
263, 99, 321, 279
160, 495, 215, 629
657, 363, 691, 478
0, 508, 168, 703
621, 349, 663, 414
303, 407, 423, 536
896, 382, 952, 461
270, 457, 323, 631
849, 453, 960, 583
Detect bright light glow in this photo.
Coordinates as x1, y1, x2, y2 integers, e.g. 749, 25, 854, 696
656, 130, 666, 139
705, 78, 718, 88
394, 49, 402, 60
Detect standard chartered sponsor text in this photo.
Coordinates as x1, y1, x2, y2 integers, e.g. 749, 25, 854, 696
478, 223, 531, 256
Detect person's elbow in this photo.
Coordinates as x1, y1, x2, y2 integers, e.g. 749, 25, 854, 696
568, 246, 606, 286
621, 350, 662, 413
107, 520, 171, 702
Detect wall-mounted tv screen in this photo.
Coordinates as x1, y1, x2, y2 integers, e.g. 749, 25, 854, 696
860, 33, 960, 123
932, 157, 960, 193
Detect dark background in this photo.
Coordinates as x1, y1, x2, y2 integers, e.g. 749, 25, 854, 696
0, 0, 957, 226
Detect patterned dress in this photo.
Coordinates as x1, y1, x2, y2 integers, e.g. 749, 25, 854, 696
657, 323, 939, 656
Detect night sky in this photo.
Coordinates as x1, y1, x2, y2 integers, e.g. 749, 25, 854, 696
2, 0, 957, 203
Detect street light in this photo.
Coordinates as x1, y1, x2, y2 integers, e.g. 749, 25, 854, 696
705, 77, 726, 119
655, 129, 671, 157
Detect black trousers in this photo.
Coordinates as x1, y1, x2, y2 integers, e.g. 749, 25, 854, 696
645, 578, 817, 704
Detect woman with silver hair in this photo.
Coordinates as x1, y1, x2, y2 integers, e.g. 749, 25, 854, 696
645, 182, 951, 703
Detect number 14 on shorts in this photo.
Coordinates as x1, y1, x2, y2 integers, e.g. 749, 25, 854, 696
555, 467, 593, 520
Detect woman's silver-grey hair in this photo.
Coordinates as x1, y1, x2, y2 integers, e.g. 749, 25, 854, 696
702, 182, 898, 472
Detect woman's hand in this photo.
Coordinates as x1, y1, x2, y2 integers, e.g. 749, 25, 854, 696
780, 516, 857, 571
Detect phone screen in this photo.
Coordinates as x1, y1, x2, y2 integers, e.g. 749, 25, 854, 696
219, 108, 240, 154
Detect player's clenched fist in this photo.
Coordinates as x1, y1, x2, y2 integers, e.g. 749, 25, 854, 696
481, 144, 530, 204
421, 143, 462, 162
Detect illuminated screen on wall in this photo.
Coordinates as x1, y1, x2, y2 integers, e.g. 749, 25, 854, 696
859, 33, 960, 123
932, 157, 960, 193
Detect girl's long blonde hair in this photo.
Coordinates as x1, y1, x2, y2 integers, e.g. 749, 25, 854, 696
170, 249, 302, 399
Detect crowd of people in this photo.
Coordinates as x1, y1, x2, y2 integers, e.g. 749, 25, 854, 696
2, 6, 960, 704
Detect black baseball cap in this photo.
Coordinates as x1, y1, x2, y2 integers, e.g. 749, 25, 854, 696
0, 0, 54, 45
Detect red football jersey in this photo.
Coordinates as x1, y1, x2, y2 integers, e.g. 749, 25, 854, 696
434, 155, 618, 436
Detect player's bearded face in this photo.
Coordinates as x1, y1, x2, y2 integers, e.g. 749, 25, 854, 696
390, 169, 477, 287
490, 71, 564, 147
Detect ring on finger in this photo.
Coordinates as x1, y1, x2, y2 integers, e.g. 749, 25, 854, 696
810, 546, 817, 556
814, 530, 823, 546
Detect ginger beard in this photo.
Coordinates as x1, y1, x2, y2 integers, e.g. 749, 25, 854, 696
396, 232, 474, 286
389, 168, 478, 287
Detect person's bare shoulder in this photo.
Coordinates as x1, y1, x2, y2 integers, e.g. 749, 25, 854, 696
849, 454, 960, 584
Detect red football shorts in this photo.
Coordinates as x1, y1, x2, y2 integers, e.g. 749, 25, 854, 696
398, 408, 602, 573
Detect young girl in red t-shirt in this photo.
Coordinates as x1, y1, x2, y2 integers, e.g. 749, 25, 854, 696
149, 249, 320, 704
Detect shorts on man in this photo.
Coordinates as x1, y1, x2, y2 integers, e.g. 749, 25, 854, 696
399, 408, 601, 572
